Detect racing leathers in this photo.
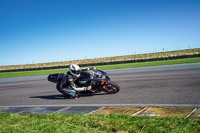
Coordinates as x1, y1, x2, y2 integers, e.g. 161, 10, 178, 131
58, 67, 95, 98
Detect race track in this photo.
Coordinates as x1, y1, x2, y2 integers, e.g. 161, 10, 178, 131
0, 63, 200, 107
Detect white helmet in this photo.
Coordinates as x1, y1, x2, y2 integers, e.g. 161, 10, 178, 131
69, 64, 81, 78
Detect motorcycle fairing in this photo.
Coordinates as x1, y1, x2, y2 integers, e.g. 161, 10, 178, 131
47, 73, 64, 83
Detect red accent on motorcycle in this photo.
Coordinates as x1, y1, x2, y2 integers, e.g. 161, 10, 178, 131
101, 81, 105, 85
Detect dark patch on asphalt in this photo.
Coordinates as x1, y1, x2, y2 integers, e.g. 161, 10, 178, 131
0, 106, 102, 115
29, 106, 66, 114
58, 106, 102, 114
1, 107, 33, 113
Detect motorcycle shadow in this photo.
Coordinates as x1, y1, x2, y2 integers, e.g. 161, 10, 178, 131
30, 94, 70, 100
30, 93, 107, 100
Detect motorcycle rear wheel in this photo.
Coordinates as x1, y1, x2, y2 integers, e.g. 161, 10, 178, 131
103, 81, 120, 94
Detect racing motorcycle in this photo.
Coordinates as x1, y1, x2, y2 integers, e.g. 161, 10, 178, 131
47, 69, 120, 96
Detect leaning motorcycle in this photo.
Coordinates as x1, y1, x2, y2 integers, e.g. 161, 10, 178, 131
47, 69, 120, 96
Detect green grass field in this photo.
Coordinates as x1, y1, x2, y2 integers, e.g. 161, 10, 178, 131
0, 57, 200, 78
0, 113, 199, 133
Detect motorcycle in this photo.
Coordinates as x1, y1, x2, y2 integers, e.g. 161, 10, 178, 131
47, 69, 120, 97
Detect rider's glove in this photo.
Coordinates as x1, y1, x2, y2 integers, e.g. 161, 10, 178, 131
91, 67, 96, 70
84, 86, 92, 90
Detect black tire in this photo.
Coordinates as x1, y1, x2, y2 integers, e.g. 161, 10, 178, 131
103, 81, 120, 94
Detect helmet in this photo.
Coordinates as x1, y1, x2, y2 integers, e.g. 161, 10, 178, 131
69, 64, 81, 78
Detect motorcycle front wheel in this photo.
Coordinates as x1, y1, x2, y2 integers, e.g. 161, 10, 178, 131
103, 81, 120, 94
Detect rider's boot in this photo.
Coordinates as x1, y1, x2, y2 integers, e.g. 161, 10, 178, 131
62, 88, 78, 99
70, 92, 79, 99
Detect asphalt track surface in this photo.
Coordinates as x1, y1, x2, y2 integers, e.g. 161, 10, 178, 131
0, 62, 200, 108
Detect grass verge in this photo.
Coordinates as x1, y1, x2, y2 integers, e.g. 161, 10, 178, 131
0, 113, 199, 133
0, 57, 200, 78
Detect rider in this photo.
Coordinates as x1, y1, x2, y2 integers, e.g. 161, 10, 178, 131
58, 64, 96, 99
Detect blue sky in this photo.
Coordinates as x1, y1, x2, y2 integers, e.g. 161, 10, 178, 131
0, 0, 200, 66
